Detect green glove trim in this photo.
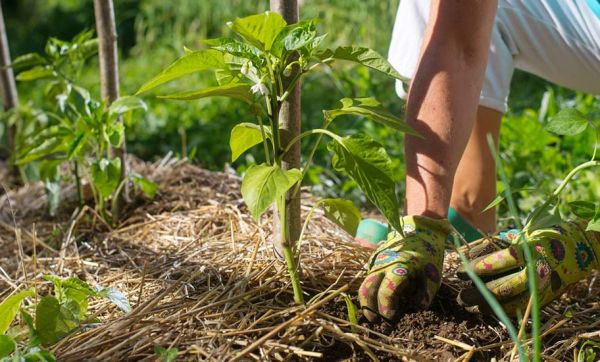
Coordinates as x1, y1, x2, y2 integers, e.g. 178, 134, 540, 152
448, 207, 483, 242
356, 219, 389, 246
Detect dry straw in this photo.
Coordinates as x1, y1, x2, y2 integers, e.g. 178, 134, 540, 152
1, 156, 599, 361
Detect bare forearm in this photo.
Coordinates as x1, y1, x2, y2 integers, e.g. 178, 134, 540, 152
405, 0, 497, 218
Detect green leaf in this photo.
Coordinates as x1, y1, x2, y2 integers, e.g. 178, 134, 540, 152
97, 287, 132, 313
136, 50, 225, 94
131, 175, 157, 198
60, 277, 97, 319
586, 206, 600, 232
229, 11, 287, 51
17, 137, 65, 165
11, 52, 47, 70
323, 97, 420, 136
21, 310, 42, 348
108, 123, 125, 147
16, 66, 54, 81
272, 20, 317, 56
0, 289, 35, 334
579, 340, 600, 362
24, 350, 56, 362
545, 109, 589, 136
35, 296, 60, 346
332, 46, 406, 81
72, 85, 91, 105
343, 294, 359, 333
155, 346, 178, 362
319, 198, 361, 236
66, 132, 87, 160
241, 164, 302, 220
569, 201, 596, 220
328, 134, 401, 231
525, 200, 562, 231
482, 194, 505, 213
90, 158, 121, 199
159, 83, 253, 104
0, 335, 16, 358
108, 96, 147, 115
16, 126, 71, 165
204, 37, 260, 62
230, 123, 272, 162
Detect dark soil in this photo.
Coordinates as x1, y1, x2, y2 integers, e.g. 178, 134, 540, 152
321, 283, 508, 361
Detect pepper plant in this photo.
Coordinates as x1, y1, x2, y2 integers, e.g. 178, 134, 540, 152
138, 12, 418, 304
10, 31, 155, 224
0, 276, 130, 361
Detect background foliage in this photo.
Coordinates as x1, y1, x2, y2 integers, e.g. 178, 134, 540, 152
1, 0, 599, 219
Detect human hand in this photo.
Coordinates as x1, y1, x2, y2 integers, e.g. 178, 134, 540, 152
358, 216, 452, 321
457, 221, 600, 316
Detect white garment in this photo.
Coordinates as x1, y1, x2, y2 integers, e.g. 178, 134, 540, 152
388, 0, 600, 113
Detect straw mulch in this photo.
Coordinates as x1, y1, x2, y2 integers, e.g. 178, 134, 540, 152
1, 156, 599, 361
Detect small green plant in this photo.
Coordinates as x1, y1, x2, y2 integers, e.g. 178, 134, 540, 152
137, 11, 417, 303
0, 276, 130, 361
10, 30, 155, 224
154, 346, 178, 362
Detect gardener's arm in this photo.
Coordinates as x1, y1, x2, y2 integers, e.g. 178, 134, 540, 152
405, 0, 497, 218
359, 1, 499, 321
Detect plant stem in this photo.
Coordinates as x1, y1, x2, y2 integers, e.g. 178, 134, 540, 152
279, 70, 302, 103
281, 127, 340, 198
111, 177, 128, 226
297, 200, 323, 254
265, 48, 304, 304
278, 196, 304, 304
592, 128, 599, 161
551, 160, 600, 197
73, 160, 84, 207
256, 116, 272, 165
283, 128, 340, 154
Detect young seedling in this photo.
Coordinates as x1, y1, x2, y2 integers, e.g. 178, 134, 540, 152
0, 276, 130, 361
138, 12, 418, 304
10, 31, 155, 224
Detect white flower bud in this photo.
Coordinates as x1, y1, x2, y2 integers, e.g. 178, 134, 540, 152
251, 81, 269, 96
241, 62, 250, 75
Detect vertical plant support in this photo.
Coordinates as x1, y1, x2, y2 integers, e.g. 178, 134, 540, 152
93, 0, 128, 214
0, 3, 19, 180
137, 10, 412, 305
269, 0, 302, 263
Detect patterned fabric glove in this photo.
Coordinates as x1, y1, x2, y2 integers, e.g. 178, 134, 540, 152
457, 221, 600, 316
358, 216, 452, 322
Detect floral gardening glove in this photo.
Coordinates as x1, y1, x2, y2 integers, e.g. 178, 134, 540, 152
457, 228, 520, 260
457, 221, 600, 316
358, 216, 453, 322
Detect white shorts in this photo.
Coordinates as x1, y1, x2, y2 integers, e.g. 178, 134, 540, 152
388, 0, 600, 113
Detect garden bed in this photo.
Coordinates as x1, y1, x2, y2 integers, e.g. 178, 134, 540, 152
1, 157, 598, 361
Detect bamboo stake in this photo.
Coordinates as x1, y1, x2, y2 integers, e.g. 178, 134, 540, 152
93, 0, 129, 215
0, 2, 19, 179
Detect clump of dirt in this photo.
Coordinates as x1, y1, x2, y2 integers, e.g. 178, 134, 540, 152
320, 283, 507, 361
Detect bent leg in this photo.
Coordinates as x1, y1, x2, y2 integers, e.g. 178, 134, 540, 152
450, 106, 502, 234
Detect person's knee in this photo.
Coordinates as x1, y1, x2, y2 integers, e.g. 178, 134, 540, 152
450, 189, 496, 232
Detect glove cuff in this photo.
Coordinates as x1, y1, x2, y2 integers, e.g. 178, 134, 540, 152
398, 215, 453, 239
